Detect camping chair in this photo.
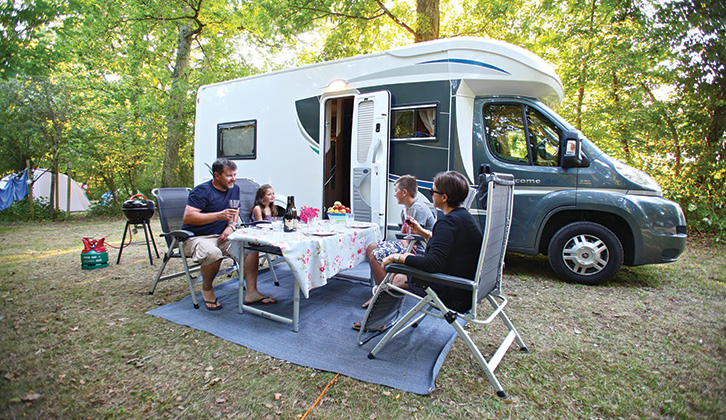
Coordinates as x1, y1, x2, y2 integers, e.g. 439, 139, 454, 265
234, 178, 282, 285
148, 187, 206, 308
148, 181, 278, 309
360, 172, 528, 398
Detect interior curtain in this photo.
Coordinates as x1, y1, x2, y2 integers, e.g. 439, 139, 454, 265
420, 109, 435, 135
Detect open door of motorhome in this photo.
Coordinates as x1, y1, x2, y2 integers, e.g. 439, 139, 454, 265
350, 91, 390, 236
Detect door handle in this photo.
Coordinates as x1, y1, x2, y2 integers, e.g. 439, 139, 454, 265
371, 138, 381, 164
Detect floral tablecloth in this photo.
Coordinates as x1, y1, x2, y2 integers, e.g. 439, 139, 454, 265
229, 222, 379, 298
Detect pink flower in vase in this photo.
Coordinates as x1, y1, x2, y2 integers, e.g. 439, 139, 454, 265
299, 206, 320, 223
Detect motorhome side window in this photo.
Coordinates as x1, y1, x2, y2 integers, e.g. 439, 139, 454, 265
217, 120, 256, 159
391, 105, 436, 141
484, 104, 561, 166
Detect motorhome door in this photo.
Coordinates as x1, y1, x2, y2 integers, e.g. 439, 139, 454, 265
350, 91, 391, 235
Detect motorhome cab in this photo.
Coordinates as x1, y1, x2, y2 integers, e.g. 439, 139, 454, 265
193, 37, 687, 285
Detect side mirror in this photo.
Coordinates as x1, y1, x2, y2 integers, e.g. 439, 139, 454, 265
562, 130, 586, 169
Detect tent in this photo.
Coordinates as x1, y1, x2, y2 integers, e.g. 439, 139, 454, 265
0, 169, 91, 212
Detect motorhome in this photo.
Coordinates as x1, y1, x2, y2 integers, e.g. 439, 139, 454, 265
193, 37, 687, 285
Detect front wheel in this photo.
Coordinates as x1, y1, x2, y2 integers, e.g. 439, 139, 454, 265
548, 222, 624, 285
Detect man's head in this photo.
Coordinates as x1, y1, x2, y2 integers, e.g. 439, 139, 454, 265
393, 175, 418, 206
211, 158, 237, 191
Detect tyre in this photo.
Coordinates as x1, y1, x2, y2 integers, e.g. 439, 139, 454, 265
548, 222, 624, 285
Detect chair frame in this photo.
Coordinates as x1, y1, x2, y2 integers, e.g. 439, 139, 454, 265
362, 172, 528, 398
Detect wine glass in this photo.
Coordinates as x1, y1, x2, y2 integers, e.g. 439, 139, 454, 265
404, 206, 416, 239
228, 199, 240, 227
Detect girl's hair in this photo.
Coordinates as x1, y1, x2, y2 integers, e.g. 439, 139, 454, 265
252, 184, 277, 217
433, 171, 470, 208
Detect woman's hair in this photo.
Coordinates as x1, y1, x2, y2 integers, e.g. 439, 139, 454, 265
433, 171, 470, 208
253, 184, 277, 217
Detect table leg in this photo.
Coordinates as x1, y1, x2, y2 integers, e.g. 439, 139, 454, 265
293, 280, 300, 332
238, 241, 246, 314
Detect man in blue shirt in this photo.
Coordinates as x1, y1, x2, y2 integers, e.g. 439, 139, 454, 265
182, 158, 277, 310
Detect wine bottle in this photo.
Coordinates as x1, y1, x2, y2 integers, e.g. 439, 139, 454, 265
284, 196, 295, 232
292, 197, 298, 230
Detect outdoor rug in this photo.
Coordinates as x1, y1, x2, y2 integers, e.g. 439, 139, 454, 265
147, 264, 459, 395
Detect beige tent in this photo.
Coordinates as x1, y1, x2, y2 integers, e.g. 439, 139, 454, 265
30, 169, 91, 212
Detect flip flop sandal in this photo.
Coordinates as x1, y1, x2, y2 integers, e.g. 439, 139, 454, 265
204, 298, 223, 311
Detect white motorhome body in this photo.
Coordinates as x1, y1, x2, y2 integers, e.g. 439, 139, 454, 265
194, 37, 687, 285
194, 37, 561, 234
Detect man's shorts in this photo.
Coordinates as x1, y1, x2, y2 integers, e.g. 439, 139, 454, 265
371, 240, 407, 263
183, 235, 235, 267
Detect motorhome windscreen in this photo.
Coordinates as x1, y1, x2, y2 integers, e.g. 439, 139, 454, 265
391, 105, 436, 141
217, 120, 256, 159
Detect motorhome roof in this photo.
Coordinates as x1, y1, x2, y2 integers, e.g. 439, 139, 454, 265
199, 37, 564, 106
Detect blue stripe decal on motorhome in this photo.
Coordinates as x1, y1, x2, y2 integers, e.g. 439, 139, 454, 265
389, 173, 477, 191
389, 174, 434, 190
418, 59, 510, 75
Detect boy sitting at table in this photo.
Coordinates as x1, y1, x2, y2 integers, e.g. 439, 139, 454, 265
362, 175, 435, 308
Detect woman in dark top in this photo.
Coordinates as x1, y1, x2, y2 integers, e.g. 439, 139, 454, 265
381, 170, 483, 313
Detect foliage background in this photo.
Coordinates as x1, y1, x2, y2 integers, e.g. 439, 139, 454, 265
1, 0, 724, 238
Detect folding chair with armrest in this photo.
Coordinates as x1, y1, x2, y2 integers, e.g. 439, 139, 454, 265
149, 187, 211, 309
360, 172, 528, 398
149, 180, 279, 309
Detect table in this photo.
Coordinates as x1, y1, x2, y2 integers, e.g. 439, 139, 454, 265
229, 221, 379, 331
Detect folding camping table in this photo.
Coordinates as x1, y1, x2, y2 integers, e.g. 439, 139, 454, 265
229, 221, 379, 332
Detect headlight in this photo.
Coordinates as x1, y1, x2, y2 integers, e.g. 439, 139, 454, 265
613, 161, 662, 195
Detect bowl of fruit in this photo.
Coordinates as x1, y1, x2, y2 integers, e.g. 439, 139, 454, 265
327, 201, 351, 222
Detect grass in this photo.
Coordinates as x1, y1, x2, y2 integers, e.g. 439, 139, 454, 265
0, 216, 724, 419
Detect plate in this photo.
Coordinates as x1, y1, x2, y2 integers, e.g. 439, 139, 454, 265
348, 223, 370, 229
311, 231, 337, 237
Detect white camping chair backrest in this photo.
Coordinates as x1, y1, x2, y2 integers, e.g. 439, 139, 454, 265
472, 173, 515, 309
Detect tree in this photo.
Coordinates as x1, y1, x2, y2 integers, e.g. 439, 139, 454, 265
0, 0, 66, 79
649, 0, 726, 237
269, 0, 442, 63
0, 78, 37, 174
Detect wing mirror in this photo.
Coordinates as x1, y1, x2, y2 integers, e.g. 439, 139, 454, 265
561, 130, 589, 169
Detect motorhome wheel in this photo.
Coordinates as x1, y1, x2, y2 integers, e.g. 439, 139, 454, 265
548, 222, 624, 285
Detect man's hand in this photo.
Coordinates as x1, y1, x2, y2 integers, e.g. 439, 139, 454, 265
183, 205, 238, 226
219, 225, 234, 242
221, 208, 239, 225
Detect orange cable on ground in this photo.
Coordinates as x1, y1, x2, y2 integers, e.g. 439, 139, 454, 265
300, 373, 339, 420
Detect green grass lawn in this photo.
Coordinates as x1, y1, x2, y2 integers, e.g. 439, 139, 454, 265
0, 217, 724, 419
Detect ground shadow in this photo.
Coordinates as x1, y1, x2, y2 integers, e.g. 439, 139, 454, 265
503, 252, 662, 289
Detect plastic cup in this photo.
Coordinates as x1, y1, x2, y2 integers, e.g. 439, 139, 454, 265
271, 217, 283, 231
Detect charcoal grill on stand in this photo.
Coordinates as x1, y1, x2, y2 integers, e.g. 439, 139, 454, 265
117, 194, 159, 265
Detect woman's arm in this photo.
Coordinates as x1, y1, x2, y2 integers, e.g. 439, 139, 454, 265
406, 217, 456, 273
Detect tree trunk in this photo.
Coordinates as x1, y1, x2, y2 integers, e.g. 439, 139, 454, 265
611, 71, 630, 161
162, 25, 198, 188
641, 82, 681, 174
415, 0, 440, 42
